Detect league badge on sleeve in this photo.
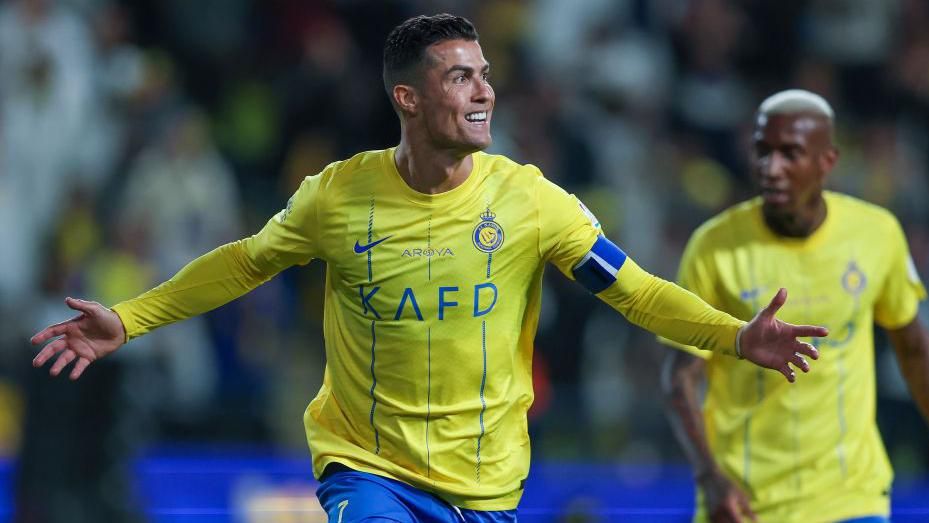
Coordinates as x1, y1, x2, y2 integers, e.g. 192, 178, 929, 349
473, 208, 504, 253
578, 200, 601, 230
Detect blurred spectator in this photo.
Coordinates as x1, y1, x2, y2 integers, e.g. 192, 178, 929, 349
0, 0, 94, 311
119, 107, 242, 418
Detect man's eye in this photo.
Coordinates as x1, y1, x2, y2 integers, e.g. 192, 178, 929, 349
454, 75, 467, 83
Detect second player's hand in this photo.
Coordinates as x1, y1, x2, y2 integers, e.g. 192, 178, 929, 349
738, 288, 828, 382
700, 470, 757, 523
30, 297, 126, 380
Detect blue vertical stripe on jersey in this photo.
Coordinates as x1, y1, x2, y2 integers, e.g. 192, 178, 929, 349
368, 320, 380, 454
367, 198, 374, 282
426, 327, 432, 478
836, 347, 849, 476
428, 216, 432, 281
476, 320, 488, 483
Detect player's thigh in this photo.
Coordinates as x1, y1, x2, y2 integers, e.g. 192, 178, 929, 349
315, 473, 413, 522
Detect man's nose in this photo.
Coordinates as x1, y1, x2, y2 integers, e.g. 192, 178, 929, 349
762, 151, 787, 179
473, 79, 493, 103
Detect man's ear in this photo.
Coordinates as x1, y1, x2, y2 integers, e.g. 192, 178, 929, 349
393, 84, 418, 116
819, 146, 839, 178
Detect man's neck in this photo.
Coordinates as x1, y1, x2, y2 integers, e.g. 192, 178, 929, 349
394, 139, 474, 195
763, 195, 827, 238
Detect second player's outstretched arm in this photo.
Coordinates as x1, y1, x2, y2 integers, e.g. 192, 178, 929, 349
31, 297, 126, 380
887, 318, 929, 427
737, 288, 828, 382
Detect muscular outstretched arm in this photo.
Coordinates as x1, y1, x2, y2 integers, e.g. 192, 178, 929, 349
589, 252, 825, 381
887, 317, 929, 426
31, 239, 280, 378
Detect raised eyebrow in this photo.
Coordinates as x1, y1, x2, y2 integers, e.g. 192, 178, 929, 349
446, 65, 474, 76
446, 63, 491, 76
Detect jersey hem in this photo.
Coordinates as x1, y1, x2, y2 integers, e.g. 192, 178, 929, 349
314, 457, 523, 511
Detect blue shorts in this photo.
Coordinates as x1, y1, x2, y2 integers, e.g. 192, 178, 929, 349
315, 464, 518, 522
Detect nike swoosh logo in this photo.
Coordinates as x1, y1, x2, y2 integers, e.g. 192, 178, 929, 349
354, 236, 392, 254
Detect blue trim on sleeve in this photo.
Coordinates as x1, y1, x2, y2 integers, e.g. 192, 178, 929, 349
572, 236, 628, 294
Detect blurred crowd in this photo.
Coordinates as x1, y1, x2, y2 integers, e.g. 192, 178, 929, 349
1, 0, 928, 519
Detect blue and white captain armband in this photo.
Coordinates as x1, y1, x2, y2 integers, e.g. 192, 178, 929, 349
571, 235, 628, 294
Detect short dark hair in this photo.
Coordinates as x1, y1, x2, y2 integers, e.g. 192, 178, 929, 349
382, 14, 478, 99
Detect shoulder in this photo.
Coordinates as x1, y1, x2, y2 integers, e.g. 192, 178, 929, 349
477, 151, 544, 182
307, 149, 391, 192
688, 198, 762, 252
826, 191, 900, 232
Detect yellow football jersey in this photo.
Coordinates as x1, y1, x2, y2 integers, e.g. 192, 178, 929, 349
114, 148, 745, 510
664, 192, 926, 522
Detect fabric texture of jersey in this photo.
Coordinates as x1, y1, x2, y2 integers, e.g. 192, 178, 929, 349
113, 148, 745, 510
661, 192, 926, 523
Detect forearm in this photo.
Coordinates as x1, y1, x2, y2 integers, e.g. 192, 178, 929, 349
661, 352, 719, 477
898, 344, 929, 426
112, 239, 275, 340
889, 319, 929, 427
598, 259, 744, 356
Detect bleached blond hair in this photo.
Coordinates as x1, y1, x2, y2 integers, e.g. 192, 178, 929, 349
758, 89, 834, 120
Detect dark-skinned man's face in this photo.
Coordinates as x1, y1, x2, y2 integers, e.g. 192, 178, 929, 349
750, 112, 837, 222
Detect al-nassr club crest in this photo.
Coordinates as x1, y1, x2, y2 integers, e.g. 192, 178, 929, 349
473, 207, 504, 253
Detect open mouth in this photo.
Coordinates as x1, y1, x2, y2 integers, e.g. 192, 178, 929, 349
761, 187, 790, 205
465, 111, 488, 123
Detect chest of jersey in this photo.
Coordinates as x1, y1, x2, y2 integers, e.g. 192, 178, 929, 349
318, 190, 541, 324
714, 240, 882, 337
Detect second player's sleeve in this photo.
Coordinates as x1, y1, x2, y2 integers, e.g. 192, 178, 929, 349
875, 217, 927, 329
112, 172, 326, 340
536, 176, 742, 356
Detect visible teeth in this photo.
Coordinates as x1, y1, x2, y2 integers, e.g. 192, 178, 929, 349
466, 112, 487, 122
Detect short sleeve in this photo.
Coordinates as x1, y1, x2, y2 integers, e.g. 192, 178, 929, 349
874, 217, 927, 329
536, 174, 601, 276
244, 172, 325, 273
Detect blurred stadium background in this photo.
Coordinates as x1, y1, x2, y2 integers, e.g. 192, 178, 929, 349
1, 0, 928, 521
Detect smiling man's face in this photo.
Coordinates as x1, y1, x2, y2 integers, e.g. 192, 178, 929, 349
413, 39, 495, 154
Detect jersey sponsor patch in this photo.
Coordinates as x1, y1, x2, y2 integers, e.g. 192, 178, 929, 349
572, 235, 627, 294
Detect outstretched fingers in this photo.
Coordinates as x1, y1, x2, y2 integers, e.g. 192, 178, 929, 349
789, 351, 810, 373
70, 358, 91, 380
791, 324, 829, 341
778, 364, 797, 383
30, 316, 81, 345
760, 288, 788, 319
33, 338, 68, 367
793, 340, 819, 360
50, 350, 76, 376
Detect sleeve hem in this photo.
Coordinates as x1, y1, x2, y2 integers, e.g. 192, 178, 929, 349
110, 303, 135, 342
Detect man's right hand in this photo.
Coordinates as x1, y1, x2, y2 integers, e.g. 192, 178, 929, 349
700, 470, 757, 523
31, 297, 126, 380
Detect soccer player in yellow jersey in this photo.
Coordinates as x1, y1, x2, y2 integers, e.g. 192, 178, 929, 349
31, 15, 826, 521
661, 90, 929, 523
